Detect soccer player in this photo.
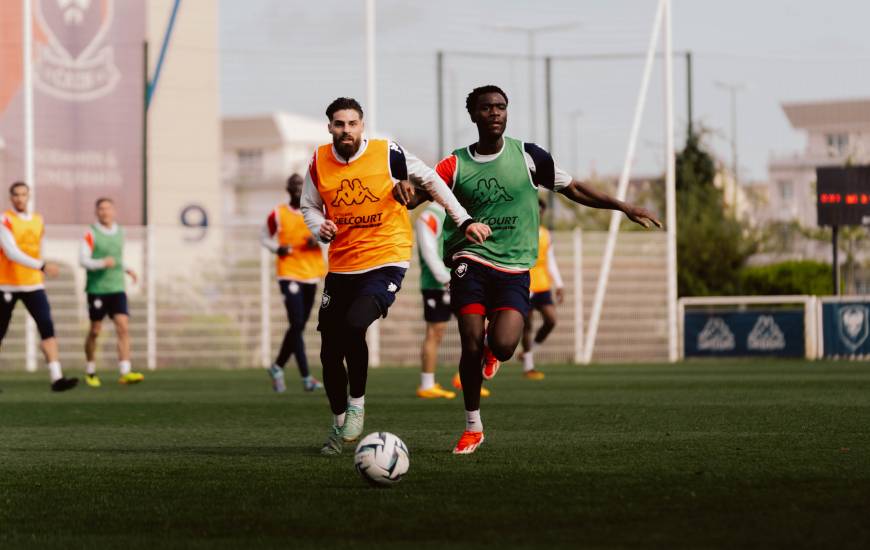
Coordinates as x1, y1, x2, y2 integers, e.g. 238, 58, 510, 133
261, 174, 326, 393
519, 198, 565, 380
301, 97, 489, 455
80, 197, 143, 387
435, 85, 660, 454
0, 182, 77, 391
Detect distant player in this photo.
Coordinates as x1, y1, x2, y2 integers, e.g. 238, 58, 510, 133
519, 198, 564, 380
261, 174, 326, 393
435, 86, 660, 454
80, 197, 144, 387
301, 97, 489, 455
0, 182, 77, 391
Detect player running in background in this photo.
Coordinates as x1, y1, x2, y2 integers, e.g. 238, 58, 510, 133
437, 85, 660, 454
261, 174, 326, 393
519, 198, 565, 380
0, 182, 77, 391
301, 97, 490, 455
80, 198, 143, 387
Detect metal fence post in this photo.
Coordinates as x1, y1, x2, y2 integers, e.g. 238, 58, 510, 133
146, 224, 157, 370
573, 228, 584, 364
260, 246, 271, 368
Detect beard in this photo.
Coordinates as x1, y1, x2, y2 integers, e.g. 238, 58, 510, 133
333, 134, 361, 160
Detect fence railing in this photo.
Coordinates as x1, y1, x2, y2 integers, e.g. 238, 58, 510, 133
0, 225, 669, 372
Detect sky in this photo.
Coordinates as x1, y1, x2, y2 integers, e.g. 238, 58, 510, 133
220, 0, 870, 182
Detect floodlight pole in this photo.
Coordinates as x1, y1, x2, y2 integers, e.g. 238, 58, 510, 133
664, 0, 678, 362
23, 0, 38, 373
832, 225, 840, 295
365, 0, 381, 366
436, 50, 444, 158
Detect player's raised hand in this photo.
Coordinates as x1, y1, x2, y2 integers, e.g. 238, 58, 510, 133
624, 204, 662, 229
319, 220, 338, 242
464, 222, 491, 245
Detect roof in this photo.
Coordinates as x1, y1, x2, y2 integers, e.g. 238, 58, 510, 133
782, 98, 870, 130
222, 112, 328, 150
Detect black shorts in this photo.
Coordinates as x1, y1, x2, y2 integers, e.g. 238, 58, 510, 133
530, 290, 554, 309
88, 292, 129, 322
0, 289, 55, 340
422, 289, 451, 323
279, 280, 317, 327
317, 266, 406, 332
449, 259, 531, 317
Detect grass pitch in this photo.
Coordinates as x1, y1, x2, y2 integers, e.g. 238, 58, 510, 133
1, 361, 869, 549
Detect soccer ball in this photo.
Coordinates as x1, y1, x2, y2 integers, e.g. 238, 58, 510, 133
353, 432, 410, 486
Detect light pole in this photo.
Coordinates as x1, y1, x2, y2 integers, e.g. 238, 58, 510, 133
568, 109, 583, 176
484, 22, 580, 142
714, 80, 743, 215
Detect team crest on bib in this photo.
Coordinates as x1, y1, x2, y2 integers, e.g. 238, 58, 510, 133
455, 263, 468, 278
320, 292, 331, 309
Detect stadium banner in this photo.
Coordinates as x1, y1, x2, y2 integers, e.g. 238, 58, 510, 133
0, 0, 144, 224
683, 310, 805, 358
821, 301, 870, 357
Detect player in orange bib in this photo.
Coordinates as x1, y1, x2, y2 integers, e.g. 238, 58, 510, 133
520, 198, 565, 380
261, 174, 326, 393
301, 97, 490, 455
0, 182, 77, 391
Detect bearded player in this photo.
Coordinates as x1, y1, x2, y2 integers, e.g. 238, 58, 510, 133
301, 97, 490, 455
435, 86, 661, 454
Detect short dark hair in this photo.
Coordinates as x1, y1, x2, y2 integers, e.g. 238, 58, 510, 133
466, 85, 509, 115
9, 181, 28, 194
95, 197, 113, 208
325, 97, 364, 121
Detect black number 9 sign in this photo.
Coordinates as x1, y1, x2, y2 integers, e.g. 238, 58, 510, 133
180, 204, 209, 242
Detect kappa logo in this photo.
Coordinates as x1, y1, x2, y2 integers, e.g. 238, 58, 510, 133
387, 282, 398, 293
288, 282, 299, 295
455, 263, 468, 278
331, 178, 379, 207
747, 315, 786, 351
426, 298, 436, 309
94, 298, 103, 310
471, 177, 513, 207
3, 293, 12, 304
838, 304, 869, 352
697, 317, 735, 351
320, 292, 331, 309
34, 0, 120, 101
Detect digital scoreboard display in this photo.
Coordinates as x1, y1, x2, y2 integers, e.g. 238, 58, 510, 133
816, 166, 870, 226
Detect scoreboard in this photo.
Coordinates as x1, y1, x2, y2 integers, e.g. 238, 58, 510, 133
816, 166, 870, 226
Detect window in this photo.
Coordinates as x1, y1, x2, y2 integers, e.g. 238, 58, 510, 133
777, 180, 793, 202
237, 149, 263, 181
826, 133, 849, 156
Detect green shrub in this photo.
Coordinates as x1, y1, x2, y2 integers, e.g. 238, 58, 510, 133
739, 261, 833, 296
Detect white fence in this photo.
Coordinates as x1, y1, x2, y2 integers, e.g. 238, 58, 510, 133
0, 225, 669, 372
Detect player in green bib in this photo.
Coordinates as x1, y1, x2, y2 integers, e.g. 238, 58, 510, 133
79, 198, 143, 387
431, 85, 660, 454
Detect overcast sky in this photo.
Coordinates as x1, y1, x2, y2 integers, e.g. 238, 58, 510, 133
221, 0, 870, 181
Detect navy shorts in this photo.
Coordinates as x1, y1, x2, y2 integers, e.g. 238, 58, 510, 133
422, 289, 451, 323
0, 289, 55, 340
279, 280, 317, 327
530, 290, 554, 309
449, 259, 531, 317
317, 266, 406, 332
88, 292, 129, 321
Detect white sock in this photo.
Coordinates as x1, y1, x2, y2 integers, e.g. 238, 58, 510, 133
522, 351, 535, 372
334, 413, 346, 428
119, 360, 131, 376
420, 372, 435, 390
465, 409, 483, 432
48, 361, 63, 382
348, 395, 365, 409
86, 361, 96, 375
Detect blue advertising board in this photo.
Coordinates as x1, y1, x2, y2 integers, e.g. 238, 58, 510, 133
684, 310, 805, 358
821, 302, 870, 357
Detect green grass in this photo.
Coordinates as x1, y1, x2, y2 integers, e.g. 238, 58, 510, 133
1, 361, 870, 549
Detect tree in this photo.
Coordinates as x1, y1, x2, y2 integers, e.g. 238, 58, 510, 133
676, 132, 756, 296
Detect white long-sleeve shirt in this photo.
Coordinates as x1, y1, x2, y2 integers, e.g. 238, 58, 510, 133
415, 204, 451, 286
79, 223, 121, 271
0, 211, 45, 292
545, 236, 564, 289
301, 140, 473, 258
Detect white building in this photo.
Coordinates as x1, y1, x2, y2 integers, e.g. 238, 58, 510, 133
222, 112, 327, 224
768, 98, 870, 227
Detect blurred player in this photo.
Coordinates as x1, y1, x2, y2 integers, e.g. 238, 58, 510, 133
519, 198, 564, 380
261, 174, 326, 393
0, 182, 77, 391
436, 85, 660, 454
80, 198, 143, 387
301, 97, 489, 455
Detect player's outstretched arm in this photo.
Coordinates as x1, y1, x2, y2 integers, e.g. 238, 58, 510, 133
559, 180, 662, 229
